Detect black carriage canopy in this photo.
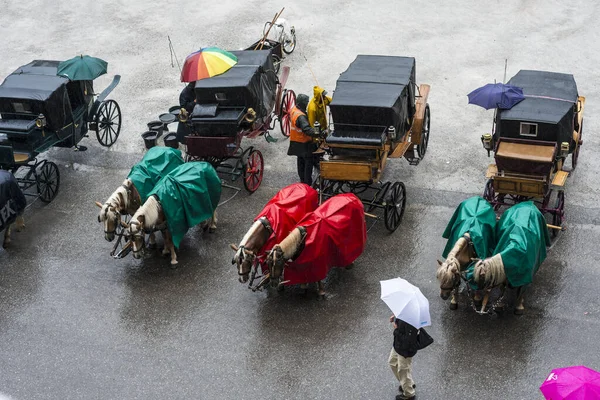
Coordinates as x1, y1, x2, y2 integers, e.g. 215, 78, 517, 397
0, 60, 91, 131
497, 70, 579, 144
329, 55, 416, 139
193, 50, 277, 121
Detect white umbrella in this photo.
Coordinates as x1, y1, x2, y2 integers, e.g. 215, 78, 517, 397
380, 277, 431, 329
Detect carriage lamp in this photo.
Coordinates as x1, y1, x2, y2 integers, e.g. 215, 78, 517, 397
560, 142, 570, 157
481, 134, 493, 156
35, 114, 47, 128
178, 108, 189, 123
387, 126, 396, 141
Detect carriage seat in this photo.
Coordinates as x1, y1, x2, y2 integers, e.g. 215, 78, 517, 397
0, 119, 37, 132
0, 145, 30, 166
191, 103, 218, 118
325, 128, 387, 148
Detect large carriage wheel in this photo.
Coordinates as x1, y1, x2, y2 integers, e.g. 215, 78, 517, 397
95, 99, 122, 147
571, 120, 583, 170
552, 191, 565, 238
243, 149, 264, 193
36, 161, 60, 203
416, 105, 430, 159
282, 30, 297, 54
279, 90, 296, 138
383, 181, 406, 232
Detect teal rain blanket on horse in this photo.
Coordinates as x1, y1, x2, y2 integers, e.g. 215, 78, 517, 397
493, 201, 550, 287
148, 162, 221, 248
442, 196, 497, 259
127, 147, 185, 203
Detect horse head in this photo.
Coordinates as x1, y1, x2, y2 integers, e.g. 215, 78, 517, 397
128, 214, 146, 259
230, 244, 256, 283
266, 245, 286, 287
96, 201, 120, 242
436, 258, 461, 300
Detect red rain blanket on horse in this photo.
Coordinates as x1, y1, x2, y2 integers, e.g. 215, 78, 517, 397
255, 183, 318, 258
283, 193, 366, 285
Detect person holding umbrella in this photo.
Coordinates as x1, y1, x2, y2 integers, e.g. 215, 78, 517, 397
381, 278, 434, 400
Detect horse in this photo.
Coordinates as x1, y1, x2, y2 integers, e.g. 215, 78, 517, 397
265, 193, 366, 297
96, 147, 184, 246
127, 162, 221, 265
435, 196, 497, 310
470, 201, 550, 315
231, 183, 318, 285
1, 170, 26, 249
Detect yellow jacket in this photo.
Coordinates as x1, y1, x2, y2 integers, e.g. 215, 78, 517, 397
307, 86, 332, 129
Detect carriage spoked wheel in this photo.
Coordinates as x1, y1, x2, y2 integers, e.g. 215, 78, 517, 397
552, 191, 565, 238
35, 161, 60, 203
279, 90, 296, 138
282, 29, 296, 54
95, 99, 122, 147
483, 179, 495, 203
243, 149, 264, 193
417, 105, 430, 159
571, 120, 583, 170
383, 181, 406, 232
271, 55, 282, 74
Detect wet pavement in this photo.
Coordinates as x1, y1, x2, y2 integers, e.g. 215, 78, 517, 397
2, 1, 600, 399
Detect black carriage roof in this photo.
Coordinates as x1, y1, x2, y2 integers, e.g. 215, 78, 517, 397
500, 70, 578, 124
0, 60, 67, 102
194, 50, 272, 90
330, 55, 415, 108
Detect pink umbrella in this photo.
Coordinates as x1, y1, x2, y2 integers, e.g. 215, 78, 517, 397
540, 366, 600, 399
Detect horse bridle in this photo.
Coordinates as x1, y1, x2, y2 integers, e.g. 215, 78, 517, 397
236, 245, 256, 276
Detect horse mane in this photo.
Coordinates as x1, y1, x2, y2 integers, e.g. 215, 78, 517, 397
276, 227, 304, 261
132, 196, 162, 231
474, 254, 506, 288
101, 180, 130, 218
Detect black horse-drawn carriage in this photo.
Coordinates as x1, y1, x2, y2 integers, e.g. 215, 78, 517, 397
317, 55, 431, 232
180, 50, 289, 193
481, 70, 585, 236
0, 59, 121, 203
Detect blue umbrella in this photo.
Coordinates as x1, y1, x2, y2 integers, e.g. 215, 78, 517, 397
468, 83, 525, 110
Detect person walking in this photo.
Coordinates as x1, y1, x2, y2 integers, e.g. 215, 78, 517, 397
388, 315, 419, 399
287, 94, 321, 185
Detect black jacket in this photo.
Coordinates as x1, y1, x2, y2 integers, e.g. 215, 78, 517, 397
0, 171, 26, 232
393, 319, 419, 358
287, 114, 319, 157
179, 83, 196, 112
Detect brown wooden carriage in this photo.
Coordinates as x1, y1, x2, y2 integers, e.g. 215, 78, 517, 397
316, 55, 431, 232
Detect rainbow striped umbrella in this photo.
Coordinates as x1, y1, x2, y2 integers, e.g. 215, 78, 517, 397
180, 47, 238, 82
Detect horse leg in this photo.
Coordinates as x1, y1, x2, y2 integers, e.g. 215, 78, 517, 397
2, 224, 11, 248
148, 232, 157, 249
164, 230, 178, 265
514, 287, 526, 315
317, 281, 327, 299
15, 215, 24, 231
161, 230, 170, 256
473, 291, 483, 308
449, 287, 459, 310
209, 210, 217, 233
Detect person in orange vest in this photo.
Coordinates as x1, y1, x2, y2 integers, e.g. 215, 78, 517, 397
287, 94, 321, 185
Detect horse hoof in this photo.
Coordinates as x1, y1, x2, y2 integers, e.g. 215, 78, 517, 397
202, 224, 209, 232
277, 284, 285, 292
209, 227, 216, 234
514, 308, 524, 316
449, 302, 458, 310
318, 293, 328, 301
344, 263, 354, 270
170, 260, 179, 267
495, 306, 505, 315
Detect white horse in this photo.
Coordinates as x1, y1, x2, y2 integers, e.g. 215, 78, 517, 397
128, 195, 217, 265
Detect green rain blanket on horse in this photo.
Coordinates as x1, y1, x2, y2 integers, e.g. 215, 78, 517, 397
442, 196, 496, 259
148, 162, 221, 248
127, 147, 185, 203
493, 201, 551, 287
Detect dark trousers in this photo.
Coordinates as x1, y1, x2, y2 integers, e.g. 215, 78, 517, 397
297, 156, 315, 186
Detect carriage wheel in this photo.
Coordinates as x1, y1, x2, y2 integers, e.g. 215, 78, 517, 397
272, 55, 281, 74
417, 105, 430, 159
384, 181, 406, 232
483, 179, 495, 203
243, 149, 264, 193
95, 99, 122, 147
36, 161, 60, 203
279, 90, 296, 137
552, 191, 565, 238
282, 31, 297, 54
571, 119, 583, 170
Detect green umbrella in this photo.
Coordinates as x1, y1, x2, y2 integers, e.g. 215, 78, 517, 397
57, 55, 108, 80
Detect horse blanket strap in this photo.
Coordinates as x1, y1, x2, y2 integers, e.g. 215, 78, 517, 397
258, 217, 274, 234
